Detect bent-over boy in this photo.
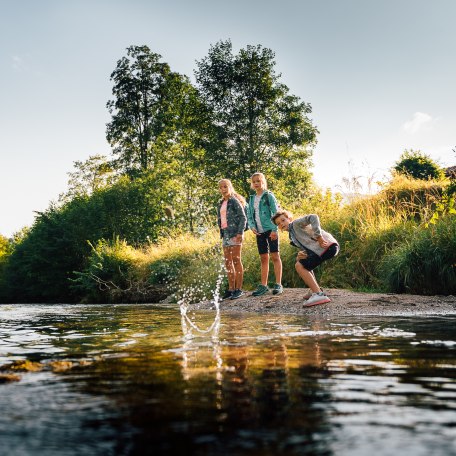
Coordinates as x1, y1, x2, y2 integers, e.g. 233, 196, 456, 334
271, 210, 339, 307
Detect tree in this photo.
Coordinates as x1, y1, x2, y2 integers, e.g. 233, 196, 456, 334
60, 154, 116, 202
166, 81, 215, 233
0, 235, 12, 300
394, 149, 443, 180
106, 45, 190, 174
195, 39, 318, 194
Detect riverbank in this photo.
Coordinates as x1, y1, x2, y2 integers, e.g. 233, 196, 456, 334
190, 288, 456, 317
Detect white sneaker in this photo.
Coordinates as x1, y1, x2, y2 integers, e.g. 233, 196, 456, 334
303, 288, 324, 300
303, 290, 312, 300
304, 292, 331, 307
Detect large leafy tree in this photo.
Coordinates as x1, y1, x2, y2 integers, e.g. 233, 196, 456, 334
106, 45, 190, 174
105, 45, 212, 232
195, 39, 318, 194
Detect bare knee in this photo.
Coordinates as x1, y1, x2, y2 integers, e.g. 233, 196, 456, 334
260, 254, 269, 264
271, 252, 281, 263
232, 257, 242, 267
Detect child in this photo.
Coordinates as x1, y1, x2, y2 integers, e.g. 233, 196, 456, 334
217, 179, 247, 300
271, 210, 339, 307
246, 172, 283, 296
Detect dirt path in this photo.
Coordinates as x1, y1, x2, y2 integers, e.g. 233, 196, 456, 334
190, 288, 456, 317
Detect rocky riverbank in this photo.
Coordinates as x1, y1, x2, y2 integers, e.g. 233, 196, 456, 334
189, 288, 456, 317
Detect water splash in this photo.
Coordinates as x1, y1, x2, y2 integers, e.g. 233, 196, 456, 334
179, 261, 224, 338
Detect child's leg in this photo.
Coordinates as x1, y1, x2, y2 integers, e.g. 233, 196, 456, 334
231, 245, 244, 289
295, 262, 321, 293
271, 252, 282, 285
223, 247, 235, 290
260, 253, 269, 286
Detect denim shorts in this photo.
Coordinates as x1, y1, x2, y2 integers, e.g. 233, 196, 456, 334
298, 243, 339, 271
256, 230, 279, 255
222, 230, 242, 247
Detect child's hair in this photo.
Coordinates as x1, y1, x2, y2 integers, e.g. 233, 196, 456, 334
219, 178, 247, 207
271, 209, 293, 225
250, 172, 267, 190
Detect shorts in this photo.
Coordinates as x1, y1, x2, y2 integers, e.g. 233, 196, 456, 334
256, 230, 279, 255
298, 244, 339, 271
222, 230, 242, 247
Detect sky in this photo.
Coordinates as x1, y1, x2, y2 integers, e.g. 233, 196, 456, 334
1, 0, 455, 237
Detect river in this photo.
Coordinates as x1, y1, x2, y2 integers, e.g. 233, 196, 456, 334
1, 304, 455, 455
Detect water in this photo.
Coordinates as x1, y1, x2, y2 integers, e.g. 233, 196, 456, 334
1, 304, 456, 455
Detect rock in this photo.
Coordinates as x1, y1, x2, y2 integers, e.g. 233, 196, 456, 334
0, 360, 43, 372
49, 361, 73, 372
0, 373, 21, 383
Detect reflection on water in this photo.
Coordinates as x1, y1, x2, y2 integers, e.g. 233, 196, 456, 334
0, 304, 456, 455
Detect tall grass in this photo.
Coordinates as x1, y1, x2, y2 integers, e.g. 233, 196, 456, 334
380, 215, 456, 295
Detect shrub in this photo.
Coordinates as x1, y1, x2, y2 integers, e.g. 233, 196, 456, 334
2, 174, 179, 302
380, 215, 456, 295
394, 149, 443, 180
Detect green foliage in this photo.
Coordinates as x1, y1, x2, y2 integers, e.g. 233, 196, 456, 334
2, 173, 177, 302
72, 238, 159, 303
106, 45, 194, 174
0, 235, 12, 297
105, 45, 215, 234
0, 234, 11, 259
394, 149, 444, 180
75, 232, 222, 304
60, 154, 116, 202
380, 215, 456, 295
195, 39, 317, 195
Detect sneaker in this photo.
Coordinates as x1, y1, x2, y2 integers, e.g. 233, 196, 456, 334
230, 289, 244, 300
272, 284, 283, 295
221, 290, 233, 300
303, 289, 324, 300
252, 284, 269, 297
304, 292, 331, 307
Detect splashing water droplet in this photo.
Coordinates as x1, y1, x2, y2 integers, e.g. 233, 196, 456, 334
179, 260, 224, 337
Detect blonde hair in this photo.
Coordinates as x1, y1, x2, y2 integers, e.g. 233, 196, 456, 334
219, 179, 246, 207
250, 172, 267, 190
271, 209, 293, 225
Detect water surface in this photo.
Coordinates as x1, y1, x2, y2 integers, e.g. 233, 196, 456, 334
1, 304, 455, 455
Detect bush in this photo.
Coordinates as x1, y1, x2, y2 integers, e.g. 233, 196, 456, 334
2, 174, 179, 303
380, 215, 456, 295
394, 149, 443, 180
72, 238, 159, 303
75, 231, 223, 303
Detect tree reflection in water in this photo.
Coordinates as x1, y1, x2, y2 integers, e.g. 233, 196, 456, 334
177, 313, 334, 455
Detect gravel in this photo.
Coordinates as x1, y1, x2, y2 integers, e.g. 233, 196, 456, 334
189, 288, 456, 317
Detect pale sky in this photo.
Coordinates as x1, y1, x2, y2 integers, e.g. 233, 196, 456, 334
1, 0, 455, 237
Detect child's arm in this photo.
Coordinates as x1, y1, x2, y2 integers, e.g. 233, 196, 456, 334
296, 214, 330, 247
267, 192, 279, 233
246, 199, 256, 232
295, 214, 322, 236
234, 199, 247, 235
